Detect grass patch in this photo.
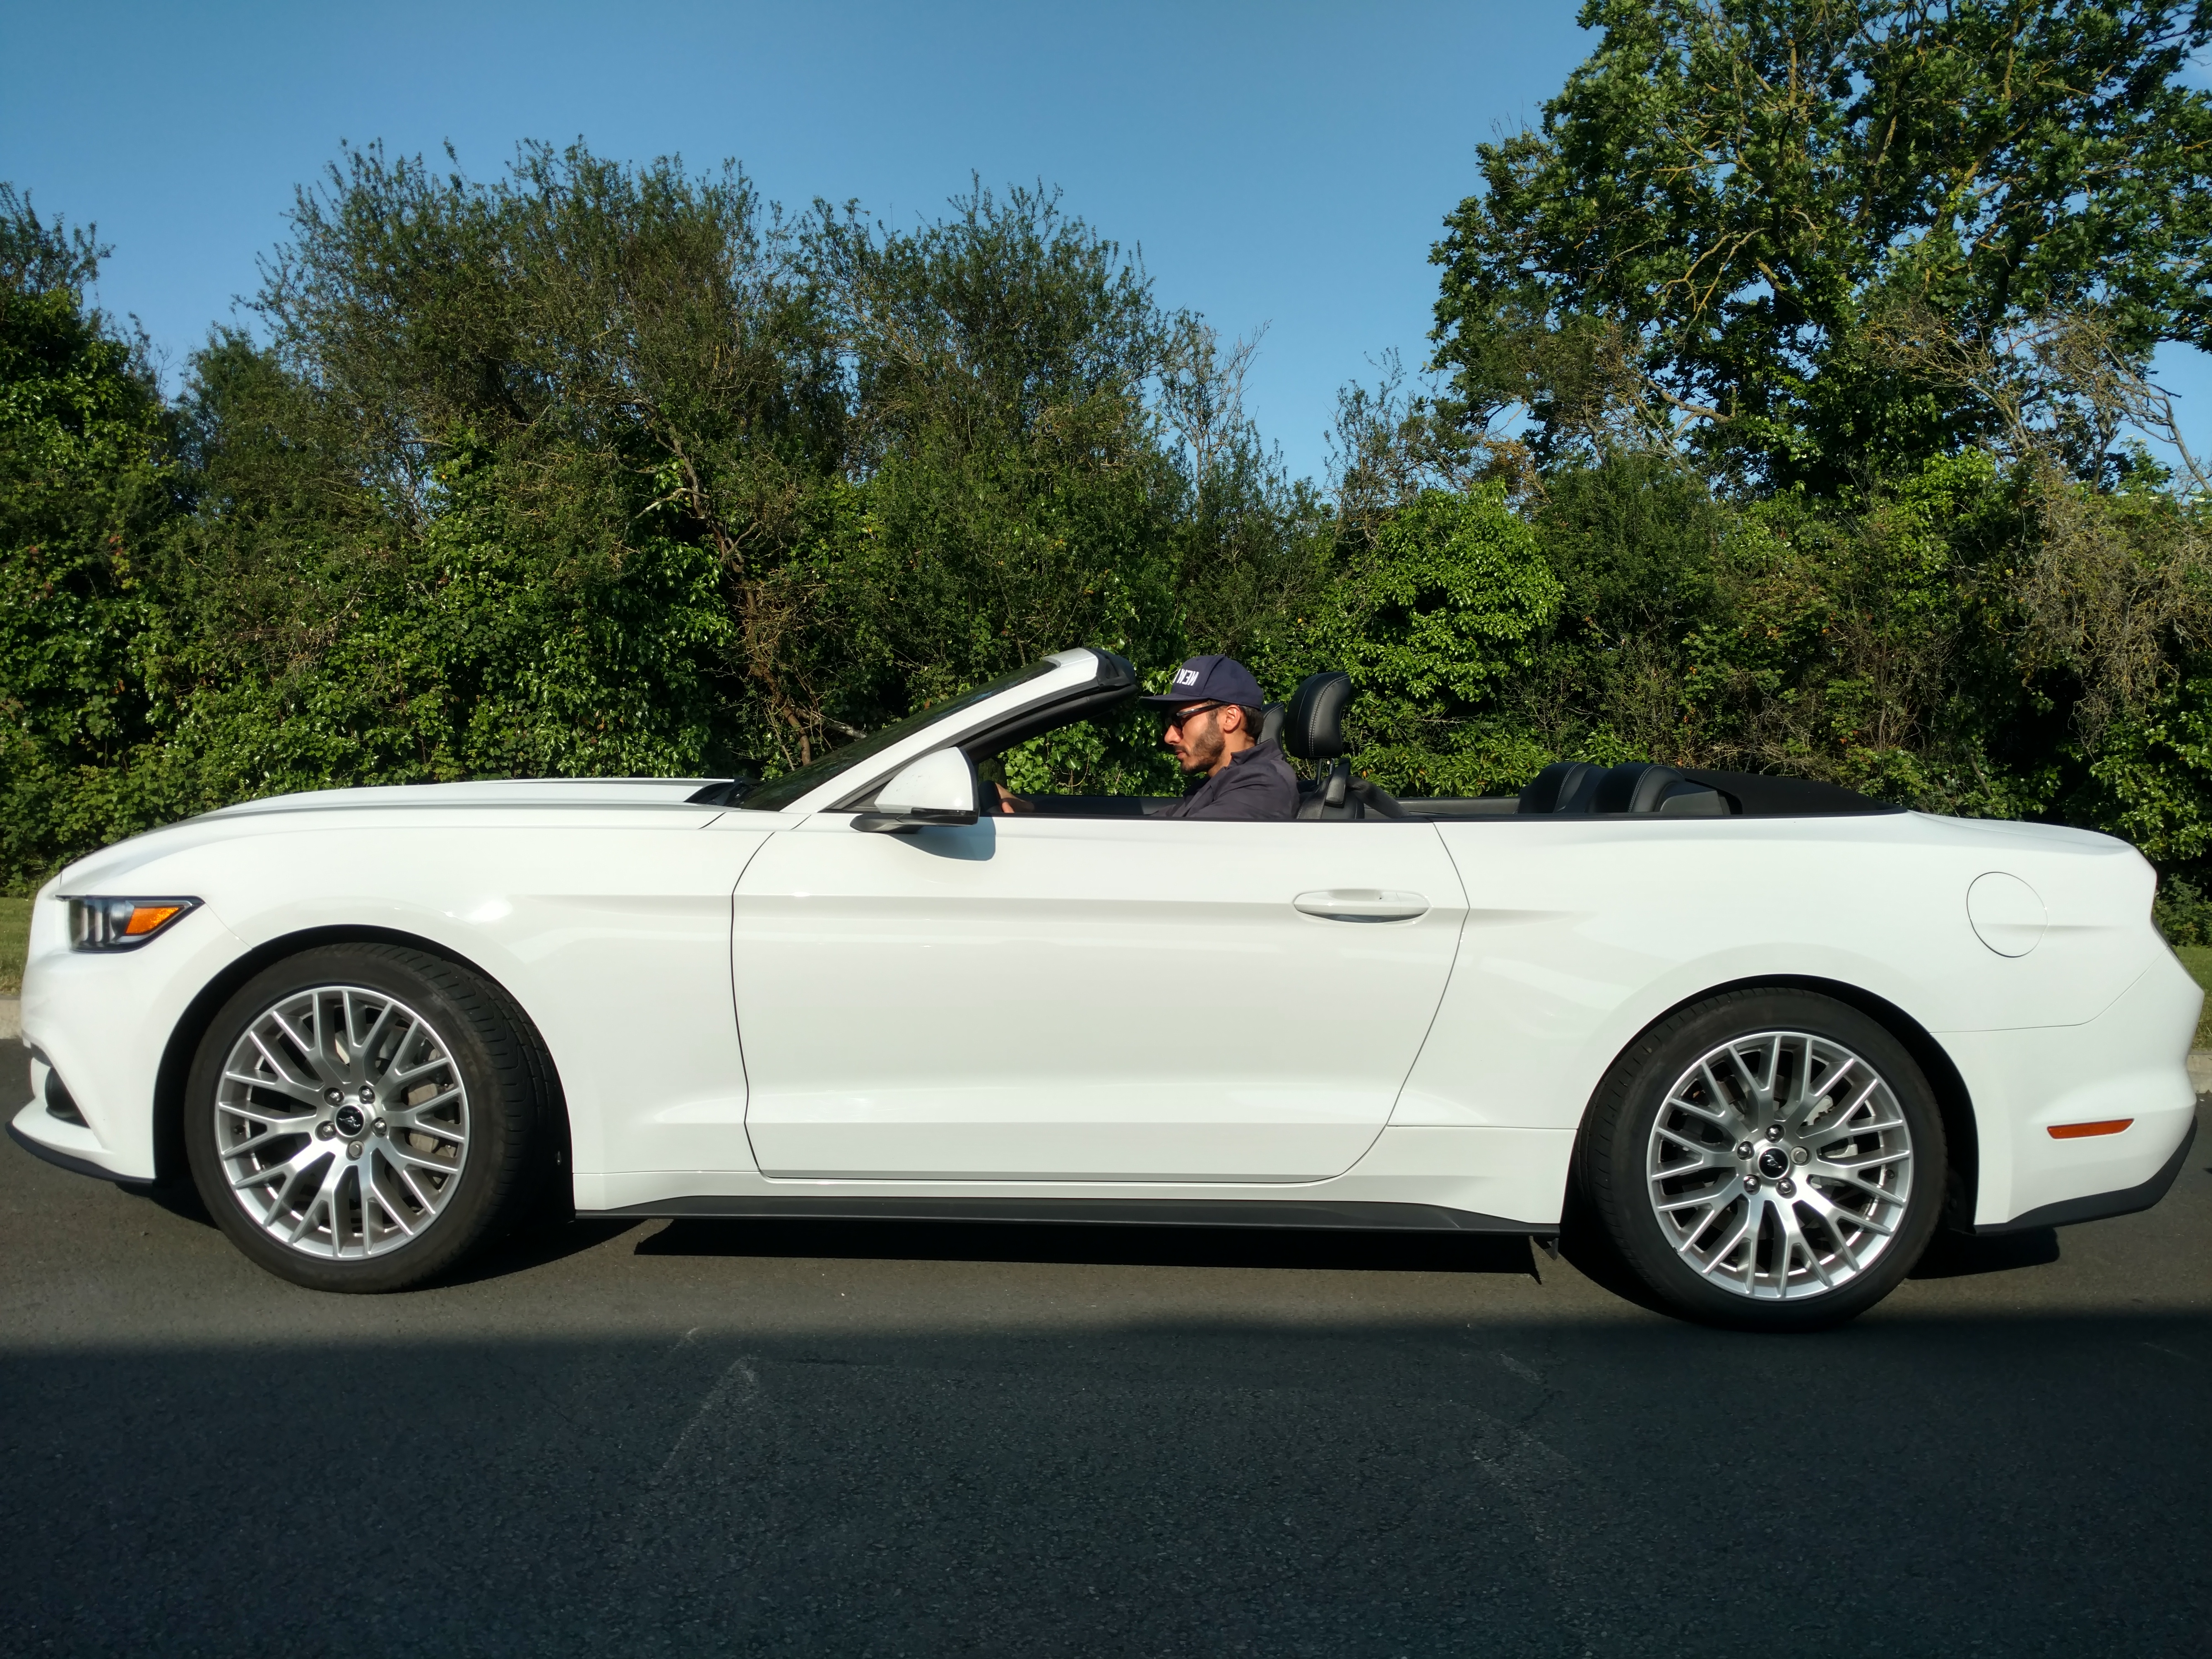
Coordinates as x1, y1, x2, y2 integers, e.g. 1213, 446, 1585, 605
2174, 945, 2212, 1049
0, 897, 29, 999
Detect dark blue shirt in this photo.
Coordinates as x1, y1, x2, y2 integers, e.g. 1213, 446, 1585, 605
1158, 738, 1299, 821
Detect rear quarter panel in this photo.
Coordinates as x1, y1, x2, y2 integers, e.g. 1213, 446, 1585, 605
1402, 811, 2167, 1134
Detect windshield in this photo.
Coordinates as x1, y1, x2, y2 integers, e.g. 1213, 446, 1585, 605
739, 659, 1064, 811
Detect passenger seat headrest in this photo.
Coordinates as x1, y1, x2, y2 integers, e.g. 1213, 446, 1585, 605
1283, 671, 1351, 761
1596, 762, 1731, 814
1518, 760, 1601, 813
1519, 759, 1731, 815
1594, 762, 1686, 814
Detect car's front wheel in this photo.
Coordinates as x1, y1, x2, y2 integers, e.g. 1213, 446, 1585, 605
184, 944, 552, 1292
1579, 988, 1947, 1330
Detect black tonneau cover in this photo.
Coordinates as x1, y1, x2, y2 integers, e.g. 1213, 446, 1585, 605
1675, 769, 1899, 817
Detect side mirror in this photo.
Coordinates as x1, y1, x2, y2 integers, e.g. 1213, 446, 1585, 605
854, 748, 979, 832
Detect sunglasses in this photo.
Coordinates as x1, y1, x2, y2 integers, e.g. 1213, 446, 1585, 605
1161, 702, 1226, 732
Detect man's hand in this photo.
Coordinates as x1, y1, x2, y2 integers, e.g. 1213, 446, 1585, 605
993, 782, 1035, 814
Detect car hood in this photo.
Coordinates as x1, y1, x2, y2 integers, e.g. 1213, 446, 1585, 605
56, 778, 727, 890
199, 778, 720, 818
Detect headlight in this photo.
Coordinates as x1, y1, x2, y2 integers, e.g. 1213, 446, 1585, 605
67, 896, 202, 951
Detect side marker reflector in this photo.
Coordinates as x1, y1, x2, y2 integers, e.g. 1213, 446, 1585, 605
2047, 1119, 2133, 1140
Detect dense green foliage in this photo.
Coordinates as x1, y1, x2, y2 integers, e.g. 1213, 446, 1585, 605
0, 895, 27, 996
0, 152, 1309, 880
0, 186, 175, 880
1412, 0, 2212, 875
1433, 0, 2212, 489
5, 1, 2212, 921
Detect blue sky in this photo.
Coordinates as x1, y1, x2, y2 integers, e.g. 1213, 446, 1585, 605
4, 0, 2205, 485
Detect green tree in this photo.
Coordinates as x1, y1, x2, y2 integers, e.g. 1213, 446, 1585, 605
244, 141, 844, 772
128, 149, 1312, 828
805, 183, 1188, 743
1409, 0, 2212, 887
1433, 0, 2212, 488
1301, 484, 1563, 795
0, 185, 178, 886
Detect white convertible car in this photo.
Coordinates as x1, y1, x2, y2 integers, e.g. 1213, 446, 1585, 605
12, 649, 2202, 1328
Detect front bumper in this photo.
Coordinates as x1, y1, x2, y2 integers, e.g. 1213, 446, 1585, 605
9, 1041, 143, 1181
17, 890, 252, 1183
9, 1103, 133, 1183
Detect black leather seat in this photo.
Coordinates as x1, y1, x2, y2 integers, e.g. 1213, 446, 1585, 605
1517, 760, 1603, 813
1284, 671, 1354, 820
1280, 671, 1409, 821
1517, 759, 1728, 815
1594, 762, 1726, 814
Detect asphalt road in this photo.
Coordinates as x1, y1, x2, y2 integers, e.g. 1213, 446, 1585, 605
3, 1037, 2207, 1658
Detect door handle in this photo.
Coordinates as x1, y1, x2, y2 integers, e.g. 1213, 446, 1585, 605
1293, 889, 1429, 923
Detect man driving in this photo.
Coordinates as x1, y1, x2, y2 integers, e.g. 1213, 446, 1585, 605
1141, 655, 1300, 820
993, 654, 1299, 819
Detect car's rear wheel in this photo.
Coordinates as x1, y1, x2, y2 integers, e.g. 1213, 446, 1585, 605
1580, 988, 1946, 1331
184, 944, 551, 1292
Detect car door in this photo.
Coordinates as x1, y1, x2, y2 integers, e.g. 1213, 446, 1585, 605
733, 810, 1467, 1181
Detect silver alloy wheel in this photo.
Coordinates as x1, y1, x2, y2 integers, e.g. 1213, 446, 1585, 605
212, 985, 470, 1259
1645, 1029, 1913, 1300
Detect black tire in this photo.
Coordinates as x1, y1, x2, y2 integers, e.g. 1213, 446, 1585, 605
183, 943, 553, 1292
1579, 988, 1946, 1332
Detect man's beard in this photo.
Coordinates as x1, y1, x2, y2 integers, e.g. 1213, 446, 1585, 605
1183, 720, 1225, 772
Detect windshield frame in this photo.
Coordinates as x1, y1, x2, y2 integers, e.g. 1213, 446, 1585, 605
738, 652, 1120, 813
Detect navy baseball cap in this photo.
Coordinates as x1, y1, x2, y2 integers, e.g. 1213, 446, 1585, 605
1139, 654, 1266, 709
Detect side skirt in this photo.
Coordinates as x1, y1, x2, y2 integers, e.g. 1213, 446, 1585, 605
584, 1194, 1538, 1234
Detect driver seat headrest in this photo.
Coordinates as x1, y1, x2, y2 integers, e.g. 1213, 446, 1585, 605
1282, 671, 1351, 761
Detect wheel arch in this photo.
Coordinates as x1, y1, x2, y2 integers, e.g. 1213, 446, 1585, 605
1578, 974, 1980, 1231
151, 925, 571, 1189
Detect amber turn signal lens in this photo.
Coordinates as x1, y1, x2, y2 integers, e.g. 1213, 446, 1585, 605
67, 896, 202, 951
2047, 1119, 2133, 1139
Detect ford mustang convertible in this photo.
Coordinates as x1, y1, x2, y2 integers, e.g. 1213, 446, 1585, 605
11, 649, 2202, 1328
